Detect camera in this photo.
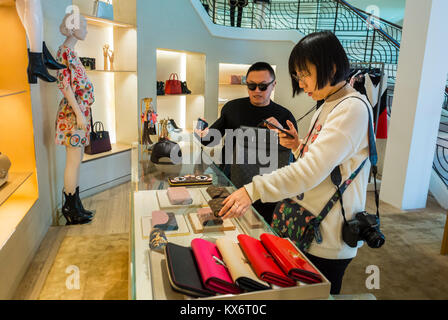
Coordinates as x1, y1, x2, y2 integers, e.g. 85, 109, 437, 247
343, 211, 385, 248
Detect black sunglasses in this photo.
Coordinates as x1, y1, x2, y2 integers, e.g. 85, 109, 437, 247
246, 79, 275, 91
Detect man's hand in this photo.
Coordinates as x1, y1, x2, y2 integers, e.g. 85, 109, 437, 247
218, 187, 253, 220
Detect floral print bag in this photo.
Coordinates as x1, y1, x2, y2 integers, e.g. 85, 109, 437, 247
271, 159, 368, 252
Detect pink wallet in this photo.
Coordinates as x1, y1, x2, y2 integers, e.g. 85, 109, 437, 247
167, 187, 192, 205
191, 238, 241, 295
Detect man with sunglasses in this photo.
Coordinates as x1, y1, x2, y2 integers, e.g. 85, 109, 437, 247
196, 62, 297, 224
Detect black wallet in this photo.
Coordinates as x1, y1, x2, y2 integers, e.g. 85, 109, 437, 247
164, 242, 215, 298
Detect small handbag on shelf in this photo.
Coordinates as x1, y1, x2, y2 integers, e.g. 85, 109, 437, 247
165, 73, 182, 95
93, 0, 114, 20
85, 113, 112, 155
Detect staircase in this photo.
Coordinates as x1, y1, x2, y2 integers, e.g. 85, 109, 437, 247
200, 0, 401, 85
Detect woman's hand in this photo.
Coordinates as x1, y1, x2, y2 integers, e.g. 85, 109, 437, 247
75, 111, 88, 131
278, 120, 301, 150
218, 187, 253, 220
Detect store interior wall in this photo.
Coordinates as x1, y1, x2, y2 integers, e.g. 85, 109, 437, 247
346, 0, 406, 25
0, 0, 71, 299
137, 0, 317, 139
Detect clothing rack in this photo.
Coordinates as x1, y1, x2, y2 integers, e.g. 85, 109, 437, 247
349, 61, 386, 135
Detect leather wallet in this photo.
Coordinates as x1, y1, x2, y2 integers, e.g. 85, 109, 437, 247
164, 242, 215, 298
197, 207, 223, 226
152, 211, 178, 231
260, 233, 323, 284
237, 234, 296, 287
208, 198, 225, 218
216, 238, 270, 292
191, 238, 241, 294
206, 186, 230, 199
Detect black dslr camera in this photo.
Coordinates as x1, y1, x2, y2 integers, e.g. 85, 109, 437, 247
343, 211, 385, 248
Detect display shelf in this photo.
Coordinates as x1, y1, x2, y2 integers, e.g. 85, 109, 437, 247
84, 15, 136, 28
86, 70, 137, 73
0, 0, 14, 7
0, 90, 27, 99
157, 93, 203, 97
0, 172, 38, 250
82, 142, 132, 163
0, 172, 32, 206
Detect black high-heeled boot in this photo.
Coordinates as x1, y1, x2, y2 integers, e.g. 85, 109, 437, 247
27, 50, 57, 84
75, 186, 94, 218
181, 81, 191, 94
42, 41, 66, 70
62, 191, 92, 225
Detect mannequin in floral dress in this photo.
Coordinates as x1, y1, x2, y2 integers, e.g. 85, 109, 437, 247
55, 13, 94, 225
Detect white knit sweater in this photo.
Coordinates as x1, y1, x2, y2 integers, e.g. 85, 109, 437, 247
244, 85, 373, 259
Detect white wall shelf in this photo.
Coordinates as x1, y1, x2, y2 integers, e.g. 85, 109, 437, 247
0, 90, 26, 99
84, 15, 136, 29
86, 70, 137, 73
0, 172, 32, 206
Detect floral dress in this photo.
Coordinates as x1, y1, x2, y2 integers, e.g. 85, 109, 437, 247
55, 45, 95, 148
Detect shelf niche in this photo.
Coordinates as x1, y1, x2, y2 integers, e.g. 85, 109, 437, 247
156, 49, 206, 131
73, 0, 138, 146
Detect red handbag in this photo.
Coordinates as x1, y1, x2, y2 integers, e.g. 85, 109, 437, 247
237, 234, 296, 287
260, 233, 323, 284
165, 73, 182, 94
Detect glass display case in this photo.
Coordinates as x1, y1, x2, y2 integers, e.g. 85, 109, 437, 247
129, 138, 331, 300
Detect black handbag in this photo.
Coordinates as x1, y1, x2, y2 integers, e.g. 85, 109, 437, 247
150, 138, 182, 165
85, 114, 112, 155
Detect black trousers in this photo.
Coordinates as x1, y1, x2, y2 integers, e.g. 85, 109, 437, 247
304, 253, 353, 295
230, 4, 243, 27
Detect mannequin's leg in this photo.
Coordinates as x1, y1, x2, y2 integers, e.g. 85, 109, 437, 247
15, 0, 43, 52
62, 146, 91, 224
64, 146, 82, 195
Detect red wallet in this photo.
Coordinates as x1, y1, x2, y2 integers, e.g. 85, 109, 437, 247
260, 233, 323, 284
237, 234, 296, 287
191, 238, 241, 294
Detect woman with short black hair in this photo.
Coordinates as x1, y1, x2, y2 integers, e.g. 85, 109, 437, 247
219, 31, 375, 294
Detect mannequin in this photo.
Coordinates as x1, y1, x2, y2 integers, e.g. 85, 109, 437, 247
15, 0, 65, 83
55, 13, 93, 225
140, 97, 158, 149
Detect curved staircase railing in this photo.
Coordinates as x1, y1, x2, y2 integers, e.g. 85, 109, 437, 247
200, 0, 401, 84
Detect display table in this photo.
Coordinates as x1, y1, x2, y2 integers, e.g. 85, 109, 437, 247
129, 140, 331, 300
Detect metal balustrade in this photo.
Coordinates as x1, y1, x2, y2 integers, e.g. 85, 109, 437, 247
200, 0, 401, 84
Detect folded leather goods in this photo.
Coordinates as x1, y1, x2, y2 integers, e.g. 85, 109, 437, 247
151, 211, 178, 231
191, 238, 241, 295
164, 242, 215, 298
216, 238, 270, 292
260, 233, 322, 284
197, 207, 223, 226
237, 234, 296, 287
208, 198, 225, 218
206, 186, 230, 199
166, 187, 192, 205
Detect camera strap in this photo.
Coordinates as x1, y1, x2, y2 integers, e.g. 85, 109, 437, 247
330, 96, 380, 224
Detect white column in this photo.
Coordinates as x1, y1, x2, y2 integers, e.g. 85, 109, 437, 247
380, 0, 448, 210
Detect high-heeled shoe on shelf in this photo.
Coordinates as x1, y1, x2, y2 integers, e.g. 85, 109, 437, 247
167, 119, 182, 133
62, 190, 92, 225
42, 41, 66, 70
181, 81, 191, 94
27, 50, 57, 84
169, 119, 182, 131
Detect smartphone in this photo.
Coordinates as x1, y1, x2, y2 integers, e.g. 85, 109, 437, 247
196, 118, 209, 131
262, 119, 295, 139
